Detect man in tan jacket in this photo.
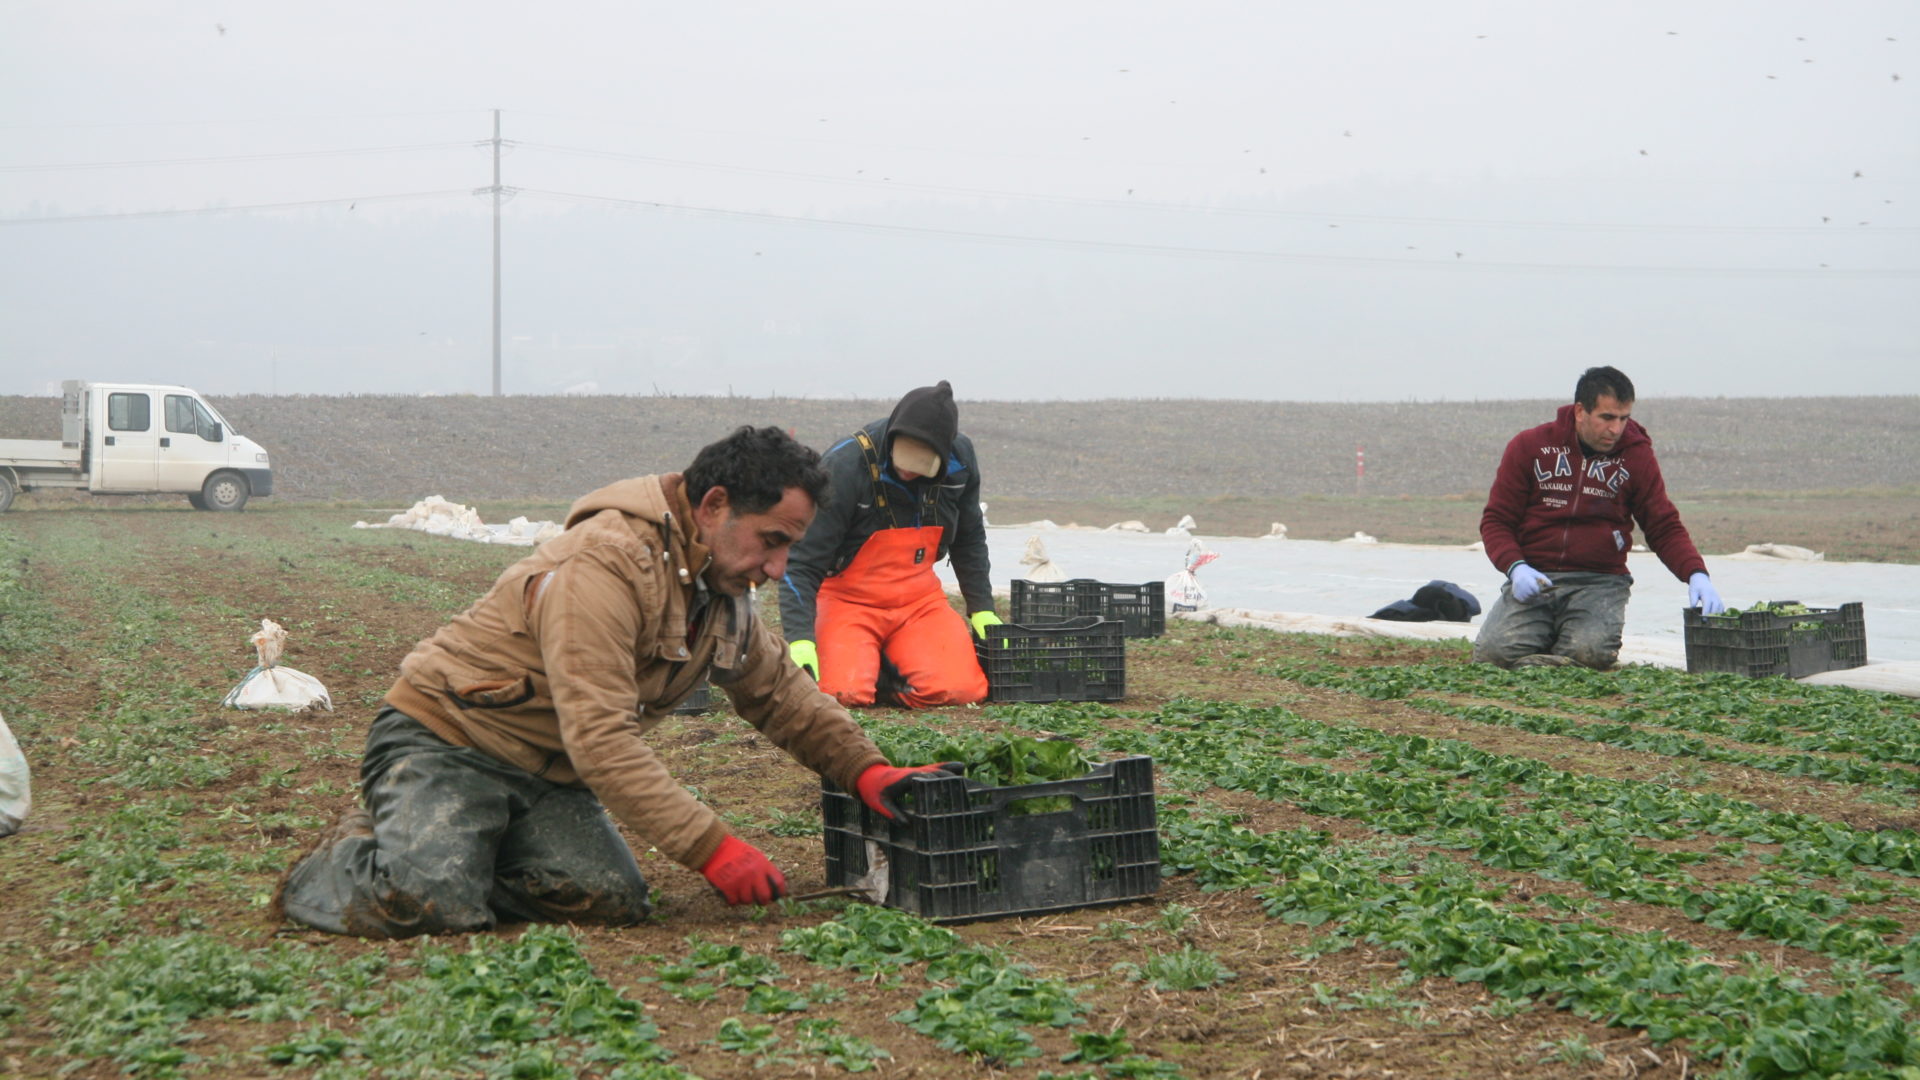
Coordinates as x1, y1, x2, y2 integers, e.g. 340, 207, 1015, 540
275, 426, 956, 937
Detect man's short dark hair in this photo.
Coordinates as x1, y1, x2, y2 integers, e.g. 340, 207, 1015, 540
685, 426, 829, 515
1575, 366, 1636, 410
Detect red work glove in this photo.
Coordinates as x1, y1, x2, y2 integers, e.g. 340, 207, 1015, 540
856, 761, 966, 820
700, 835, 788, 906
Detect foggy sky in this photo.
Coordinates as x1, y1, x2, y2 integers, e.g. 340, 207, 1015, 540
2, 1, 1915, 400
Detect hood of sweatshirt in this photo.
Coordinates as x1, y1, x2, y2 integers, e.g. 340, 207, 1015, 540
886, 380, 959, 479
564, 473, 711, 584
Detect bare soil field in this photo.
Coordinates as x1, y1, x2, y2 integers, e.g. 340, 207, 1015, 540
3, 393, 1915, 502
3, 506, 1919, 1078
6, 393, 1916, 559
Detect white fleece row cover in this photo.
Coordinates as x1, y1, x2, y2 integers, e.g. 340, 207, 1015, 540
931, 528, 1920, 694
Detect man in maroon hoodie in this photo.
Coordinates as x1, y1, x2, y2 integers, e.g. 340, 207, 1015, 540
1473, 367, 1724, 670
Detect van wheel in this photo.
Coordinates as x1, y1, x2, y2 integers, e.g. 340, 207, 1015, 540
201, 471, 249, 512
0, 473, 14, 513
187, 493, 208, 510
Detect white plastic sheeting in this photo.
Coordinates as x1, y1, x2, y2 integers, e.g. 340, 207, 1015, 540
933, 527, 1920, 694
355, 496, 562, 547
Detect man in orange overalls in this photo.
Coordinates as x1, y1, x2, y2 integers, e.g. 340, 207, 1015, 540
779, 381, 997, 708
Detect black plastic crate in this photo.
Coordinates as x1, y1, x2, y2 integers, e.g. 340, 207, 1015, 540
821, 756, 1160, 922
1011, 578, 1166, 638
976, 616, 1127, 703
672, 682, 716, 715
1683, 601, 1867, 679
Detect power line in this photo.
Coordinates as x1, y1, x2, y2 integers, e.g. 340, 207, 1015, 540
520, 187, 1920, 278
0, 108, 487, 132
0, 189, 470, 225
0, 141, 478, 173
515, 139, 1918, 235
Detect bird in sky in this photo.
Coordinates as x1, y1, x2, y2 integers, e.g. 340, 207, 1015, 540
1854, 170, 1864, 178
1639, 149, 1648, 156
216, 23, 226, 35
1454, 251, 1464, 259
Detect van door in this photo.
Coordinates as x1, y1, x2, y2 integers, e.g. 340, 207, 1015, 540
157, 393, 227, 493
96, 389, 158, 491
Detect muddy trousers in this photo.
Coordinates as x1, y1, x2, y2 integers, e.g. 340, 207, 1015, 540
1471, 571, 1633, 670
277, 707, 651, 938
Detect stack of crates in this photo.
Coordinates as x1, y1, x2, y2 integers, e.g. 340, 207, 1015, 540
975, 616, 1127, 703
820, 756, 1161, 922
1682, 601, 1867, 679
1011, 578, 1166, 638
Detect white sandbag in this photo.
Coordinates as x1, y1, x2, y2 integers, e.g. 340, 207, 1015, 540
223, 619, 333, 712
1261, 523, 1288, 540
1166, 540, 1220, 612
1106, 520, 1151, 533
1340, 531, 1378, 544
1164, 513, 1197, 537
0, 711, 28, 838
1020, 535, 1068, 582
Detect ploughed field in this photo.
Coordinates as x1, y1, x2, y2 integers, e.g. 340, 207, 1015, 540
5, 393, 1917, 560
4, 506, 1920, 1078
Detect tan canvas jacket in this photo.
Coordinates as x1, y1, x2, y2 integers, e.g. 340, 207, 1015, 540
385, 473, 887, 870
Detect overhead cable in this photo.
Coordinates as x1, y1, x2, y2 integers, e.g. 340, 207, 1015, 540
520, 187, 1920, 278
0, 189, 470, 225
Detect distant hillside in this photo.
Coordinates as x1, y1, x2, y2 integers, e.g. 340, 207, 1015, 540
2, 394, 1911, 501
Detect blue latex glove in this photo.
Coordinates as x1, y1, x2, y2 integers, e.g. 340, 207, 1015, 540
1688, 572, 1725, 615
1509, 563, 1553, 603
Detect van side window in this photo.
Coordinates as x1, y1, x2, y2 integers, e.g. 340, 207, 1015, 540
164, 395, 221, 440
108, 393, 151, 432
164, 395, 195, 434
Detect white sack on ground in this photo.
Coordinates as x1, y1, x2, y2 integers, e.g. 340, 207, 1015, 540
1262, 523, 1288, 540
1020, 535, 1068, 582
0, 711, 28, 838
1106, 520, 1151, 533
1341, 531, 1379, 544
224, 619, 333, 712
1166, 540, 1220, 611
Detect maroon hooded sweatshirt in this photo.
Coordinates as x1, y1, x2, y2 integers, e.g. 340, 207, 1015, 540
1480, 404, 1706, 583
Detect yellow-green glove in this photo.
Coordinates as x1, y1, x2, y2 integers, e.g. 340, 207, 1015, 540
969, 611, 1004, 640
789, 639, 819, 680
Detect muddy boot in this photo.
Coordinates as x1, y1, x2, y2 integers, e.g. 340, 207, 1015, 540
270, 806, 374, 924
1512, 653, 1575, 668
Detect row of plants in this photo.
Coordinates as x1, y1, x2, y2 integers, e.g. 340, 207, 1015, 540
858, 702, 1920, 1075
781, 902, 1184, 1078
1282, 661, 1920, 794
1276, 659, 1920, 772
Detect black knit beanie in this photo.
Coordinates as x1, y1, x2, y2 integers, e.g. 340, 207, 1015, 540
886, 381, 958, 478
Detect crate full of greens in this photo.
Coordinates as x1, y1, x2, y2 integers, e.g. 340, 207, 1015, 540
975, 616, 1127, 703
821, 734, 1159, 922
1683, 600, 1867, 679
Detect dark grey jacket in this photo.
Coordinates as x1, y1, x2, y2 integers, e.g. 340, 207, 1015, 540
778, 417, 992, 642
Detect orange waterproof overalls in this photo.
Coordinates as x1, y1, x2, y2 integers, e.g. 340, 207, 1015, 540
814, 435, 988, 709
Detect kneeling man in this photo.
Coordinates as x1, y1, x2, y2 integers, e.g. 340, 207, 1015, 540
1474, 366, 1724, 670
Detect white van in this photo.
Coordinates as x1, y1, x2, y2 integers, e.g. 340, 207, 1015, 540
0, 381, 273, 512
